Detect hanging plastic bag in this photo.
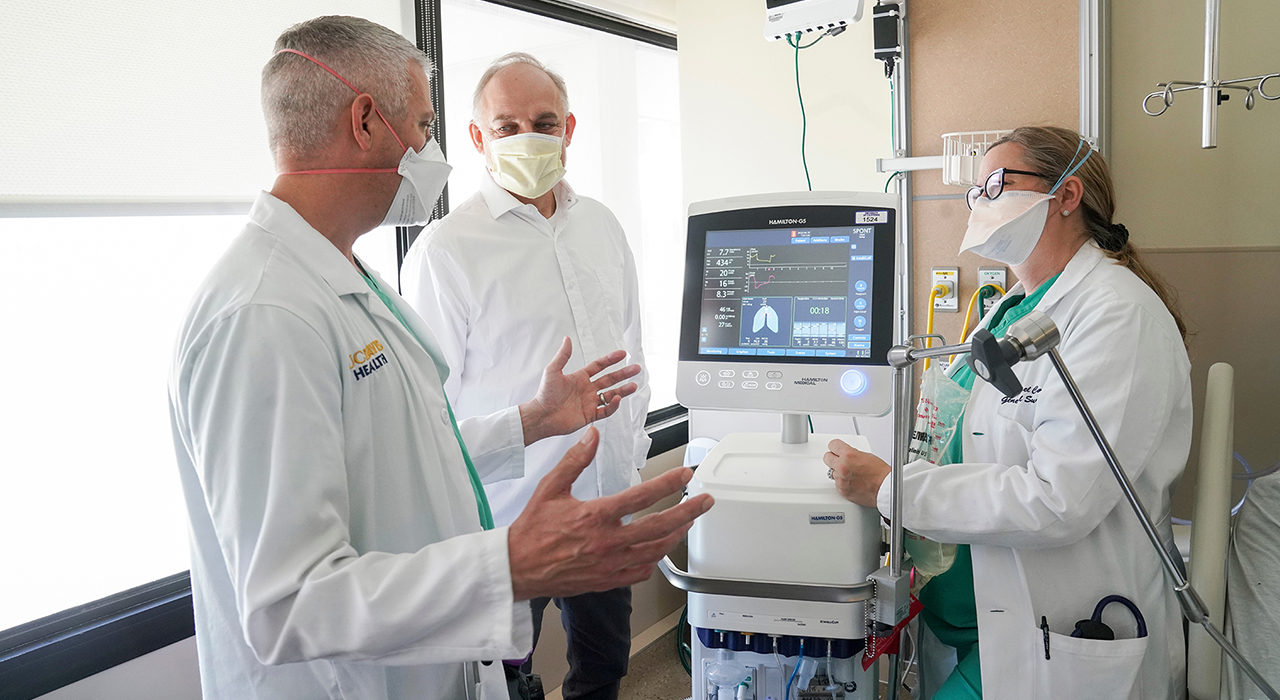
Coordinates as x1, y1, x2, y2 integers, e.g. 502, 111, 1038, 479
906, 364, 970, 466
902, 364, 971, 589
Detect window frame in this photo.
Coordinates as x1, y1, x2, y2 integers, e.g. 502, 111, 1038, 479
0, 3, 684, 698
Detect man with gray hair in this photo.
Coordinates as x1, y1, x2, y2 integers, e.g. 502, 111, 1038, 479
402, 52, 649, 700
170, 19, 710, 700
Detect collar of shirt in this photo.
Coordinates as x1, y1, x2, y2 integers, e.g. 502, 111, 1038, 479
478, 172, 579, 230
249, 191, 373, 298
249, 191, 454, 380
998, 241, 1106, 314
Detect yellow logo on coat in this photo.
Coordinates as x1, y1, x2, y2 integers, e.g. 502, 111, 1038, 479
348, 339, 386, 369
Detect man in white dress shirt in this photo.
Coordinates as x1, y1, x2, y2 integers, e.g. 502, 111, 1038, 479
402, 53, 649, 700
170, 20, 710, 700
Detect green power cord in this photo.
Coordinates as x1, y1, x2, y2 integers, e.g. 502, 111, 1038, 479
785, 31, 826, 191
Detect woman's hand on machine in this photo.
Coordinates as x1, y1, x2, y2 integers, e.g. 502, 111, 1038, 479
824, 439, 891, 509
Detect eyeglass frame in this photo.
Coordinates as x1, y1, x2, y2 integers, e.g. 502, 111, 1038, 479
965, 168, 1051, 210
966, 139, 1096, 210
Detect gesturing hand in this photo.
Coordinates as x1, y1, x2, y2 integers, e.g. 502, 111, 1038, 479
823, 439, 892, 509
507, 427, 715, 601
518, 336, 641, 446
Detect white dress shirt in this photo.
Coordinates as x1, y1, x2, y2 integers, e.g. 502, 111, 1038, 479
169, 191, 532, 700
402, 176, 651, 527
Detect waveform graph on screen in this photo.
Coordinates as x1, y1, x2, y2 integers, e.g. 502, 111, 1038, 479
743, 245, 848, 296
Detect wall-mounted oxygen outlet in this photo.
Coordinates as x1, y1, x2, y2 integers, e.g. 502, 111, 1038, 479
978, 267, 1007, 315
931, 267, 958, 312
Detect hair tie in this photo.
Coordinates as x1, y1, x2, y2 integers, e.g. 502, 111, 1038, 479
1107, 222, 1129, 251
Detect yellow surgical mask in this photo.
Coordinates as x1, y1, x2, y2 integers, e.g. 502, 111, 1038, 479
485, 132, 565, 198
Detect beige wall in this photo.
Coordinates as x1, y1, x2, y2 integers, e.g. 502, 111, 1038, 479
1111, 0, 1280, 249
676, 0, 891, 209
906, 0, 1079, 349
1144, 249, 1280, 517
1111, 0, 1280, 516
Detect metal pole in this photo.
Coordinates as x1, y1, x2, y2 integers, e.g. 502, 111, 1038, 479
887, 13, 911, 683
1046, 349, 1280, 700
1202, 0, 1221, 148
1079, 0, 1110, 154
781, 413, 809, 445
888, 0, 912, 582
895, 0, 913, 351
889, 366, 907, 579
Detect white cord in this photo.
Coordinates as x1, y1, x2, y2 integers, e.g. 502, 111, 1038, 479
901, 626, 918, 693
771, 636, 786, 695
826, 639, 838, 686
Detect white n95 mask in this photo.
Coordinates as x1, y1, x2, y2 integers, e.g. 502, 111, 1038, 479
961, 138, 1096, 265
381, 137, 452, 227
959, 190, 1054, 265
273, 48, 451, 227
486, 132, 565, 199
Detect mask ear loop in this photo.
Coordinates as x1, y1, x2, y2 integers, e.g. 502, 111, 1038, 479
1047, 139, 1093, 195
273, 48, 408, 175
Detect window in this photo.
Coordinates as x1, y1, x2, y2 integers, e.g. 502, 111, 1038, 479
0, 0, 408, 644
0, 216, 240, 632
434, 0, 684, 409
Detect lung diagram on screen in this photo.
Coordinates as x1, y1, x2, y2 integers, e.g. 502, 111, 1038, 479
740, 296, 793, 347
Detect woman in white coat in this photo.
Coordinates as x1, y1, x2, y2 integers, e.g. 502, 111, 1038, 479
826, 126, 1191, 700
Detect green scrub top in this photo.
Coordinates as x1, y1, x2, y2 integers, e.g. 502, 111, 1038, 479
361, 271, 496, 532
920, 274, 1060, 700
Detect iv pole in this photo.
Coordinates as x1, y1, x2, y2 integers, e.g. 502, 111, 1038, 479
1141, 0, 1280, 148
887, 311, 1280, 700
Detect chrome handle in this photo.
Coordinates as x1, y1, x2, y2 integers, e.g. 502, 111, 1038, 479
658, 556, 874, 603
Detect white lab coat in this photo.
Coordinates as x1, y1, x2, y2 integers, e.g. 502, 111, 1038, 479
880, 243, 1191, 700
169, 192, 532, 700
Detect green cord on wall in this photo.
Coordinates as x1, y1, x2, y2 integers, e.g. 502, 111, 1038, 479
786, 31, 825, 191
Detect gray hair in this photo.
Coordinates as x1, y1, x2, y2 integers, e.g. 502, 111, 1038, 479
262, 16, 432, 163
472, 52, 570, 121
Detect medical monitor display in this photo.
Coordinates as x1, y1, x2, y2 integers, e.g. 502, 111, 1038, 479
680, 207, 894, 366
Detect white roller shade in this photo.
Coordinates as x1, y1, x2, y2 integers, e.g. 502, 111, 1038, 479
574, 0, 676, 32
0, 0, 408, 215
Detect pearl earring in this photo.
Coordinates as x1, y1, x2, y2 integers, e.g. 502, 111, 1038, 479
1062, 209, 1071, 216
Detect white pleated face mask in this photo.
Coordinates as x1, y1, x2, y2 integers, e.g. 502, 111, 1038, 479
959, 190, 1055, 265
960, 139, 1095, 265
485, 132, 565, 199
381, 137, 452, 227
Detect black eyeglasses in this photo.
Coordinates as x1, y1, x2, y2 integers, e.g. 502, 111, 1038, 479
966, 168, 1051, 210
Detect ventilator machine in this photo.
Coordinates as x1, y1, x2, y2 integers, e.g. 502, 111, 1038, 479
661, 191, 900, 700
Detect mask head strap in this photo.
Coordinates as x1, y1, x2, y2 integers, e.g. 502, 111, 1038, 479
273, 48, 406, 174
1047, 139, 1093, 195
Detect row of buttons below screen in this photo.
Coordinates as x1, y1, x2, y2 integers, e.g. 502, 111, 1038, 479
694, 368, 871, 396
694, 370, 782, 390
719, 369, 781, 379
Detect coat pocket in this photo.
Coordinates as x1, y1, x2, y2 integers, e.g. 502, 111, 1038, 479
1035, 630, 1148, 700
